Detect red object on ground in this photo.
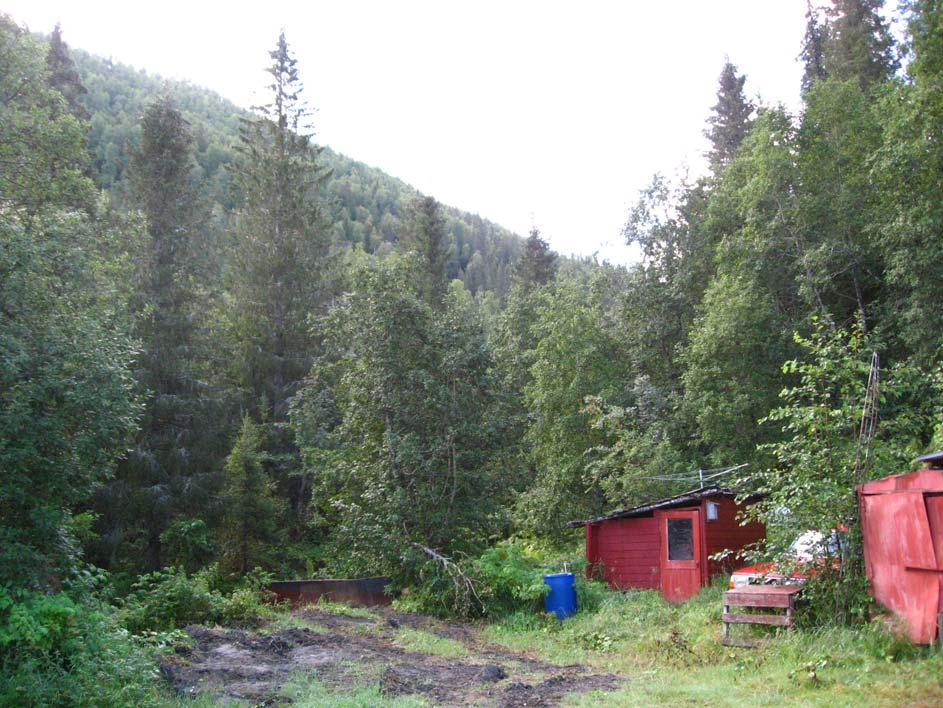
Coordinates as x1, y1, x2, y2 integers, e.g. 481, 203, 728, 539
572, 488, 765, 602
858, 467, 943, 644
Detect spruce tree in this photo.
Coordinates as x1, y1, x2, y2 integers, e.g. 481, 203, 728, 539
219, 416, 279, 574
106, 95, 209, 570
704, 61, 754, 174
514, 227, 557, 288
800, 1, 829, 93
229, 32, 329, 421
227, 32, 330, 529
824, 0, 898, 89
403, 195, 451, 308
45, 23, 88, 120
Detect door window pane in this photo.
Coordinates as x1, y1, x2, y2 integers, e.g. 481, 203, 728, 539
667, 518, 694, 560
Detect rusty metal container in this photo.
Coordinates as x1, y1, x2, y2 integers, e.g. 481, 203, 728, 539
266, 576, 392, 607
858, 456, 943, 644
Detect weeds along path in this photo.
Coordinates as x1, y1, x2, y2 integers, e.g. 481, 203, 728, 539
159, 605, 625, 706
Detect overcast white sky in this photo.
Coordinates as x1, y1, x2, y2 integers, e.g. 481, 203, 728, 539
6, 0, 821, 262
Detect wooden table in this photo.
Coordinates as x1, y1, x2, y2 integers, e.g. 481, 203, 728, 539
722, 585, 803, 647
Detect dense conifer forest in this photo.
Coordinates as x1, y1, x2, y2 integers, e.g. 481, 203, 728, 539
3, 2, 943, 703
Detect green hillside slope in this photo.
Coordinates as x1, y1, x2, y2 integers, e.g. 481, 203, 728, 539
74, 49, 521, 296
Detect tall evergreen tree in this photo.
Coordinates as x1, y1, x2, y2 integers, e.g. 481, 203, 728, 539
824, 0, 898, 89
404, 195, 451, 308
229, 32, 329, 421
45, 23, 88, 120
704, 61, 754, 174
129, 96, 205, 348
800, 1, 829, 93
102, 95, 210, 570
227, 32, 330, 527
514, 227, 558, 288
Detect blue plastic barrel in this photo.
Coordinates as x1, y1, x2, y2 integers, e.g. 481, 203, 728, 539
543, 572, 577, 619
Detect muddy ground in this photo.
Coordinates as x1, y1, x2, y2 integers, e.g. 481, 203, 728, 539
160, 606, 625, 706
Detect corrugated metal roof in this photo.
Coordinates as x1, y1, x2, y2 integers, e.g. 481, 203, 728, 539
567, 486, 743, 527
916, 451, 943, 468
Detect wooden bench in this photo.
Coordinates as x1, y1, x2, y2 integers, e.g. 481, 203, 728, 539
722, 585, 803, 647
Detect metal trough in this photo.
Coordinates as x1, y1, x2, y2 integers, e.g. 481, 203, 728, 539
266, 576, 392, 607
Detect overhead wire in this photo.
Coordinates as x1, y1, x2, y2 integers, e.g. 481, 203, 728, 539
628, 463, 749, 486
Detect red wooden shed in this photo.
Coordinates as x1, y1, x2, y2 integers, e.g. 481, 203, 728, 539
569, 487, 765, 602
858, 453, 943, 644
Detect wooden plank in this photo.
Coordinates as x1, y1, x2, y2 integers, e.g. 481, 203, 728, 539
726, 585, 804, 595
724, 587, 802, 608
723, 612, 791, 626
723, 593, 793, 608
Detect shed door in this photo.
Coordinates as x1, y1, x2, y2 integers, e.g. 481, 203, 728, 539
658, 509, 702, 602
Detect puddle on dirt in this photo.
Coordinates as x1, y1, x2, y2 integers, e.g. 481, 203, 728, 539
160, 608, 624, 706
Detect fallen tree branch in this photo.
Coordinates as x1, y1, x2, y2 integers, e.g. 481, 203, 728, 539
409, 542, 484, 617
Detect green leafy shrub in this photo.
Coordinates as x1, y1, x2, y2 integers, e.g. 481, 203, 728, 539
0, 587, 162, 707
215, 568, 280, 626
473, 543, 549, 616
159, 519, 215, 573
573, 575, 608, 614
216, 587, 276, 626
750, 322, 934, 625
116, 566, 218, 633
0, 588, 79, 653
115, 565, 281, 632
472, 541, 603, 619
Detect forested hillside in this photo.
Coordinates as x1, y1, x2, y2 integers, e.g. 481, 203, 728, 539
75, 49, 523, 296
3, 2, 943, 704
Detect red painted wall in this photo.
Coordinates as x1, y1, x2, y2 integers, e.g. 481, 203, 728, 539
702, 497, 765, 578
858, 469, 943, 644
589, 517, 659, 590
586, 496, 764, 594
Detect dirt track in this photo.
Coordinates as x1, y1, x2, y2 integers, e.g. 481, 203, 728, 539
160, 606, 625, 706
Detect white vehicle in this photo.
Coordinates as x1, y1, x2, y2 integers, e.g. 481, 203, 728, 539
729, 530, 845, 589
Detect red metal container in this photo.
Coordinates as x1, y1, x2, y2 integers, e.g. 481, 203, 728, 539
858, 464, 943, 644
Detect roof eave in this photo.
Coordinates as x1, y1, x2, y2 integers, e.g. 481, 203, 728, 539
566, 486, 758, 527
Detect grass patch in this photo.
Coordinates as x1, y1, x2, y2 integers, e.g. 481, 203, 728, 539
393, 627, 469, 658
313, 598, 379, 620
281, 673, 427, 707
484, 581, 943, 706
